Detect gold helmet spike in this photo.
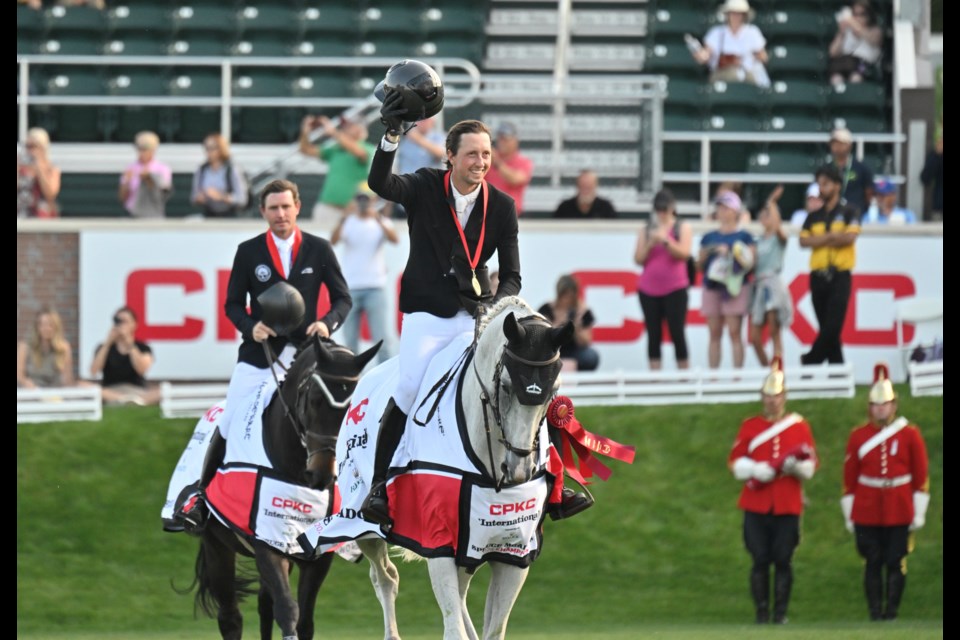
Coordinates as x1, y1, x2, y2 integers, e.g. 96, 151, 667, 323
868, 362, 896, 403
761, 356, 786, 395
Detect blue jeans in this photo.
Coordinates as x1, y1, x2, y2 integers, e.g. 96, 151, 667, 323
340, 287, 394, 363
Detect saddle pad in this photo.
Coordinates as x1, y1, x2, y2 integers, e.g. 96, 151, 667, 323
160, 402, 224, 522
206, 466, 337, 557
300, 333, 550, 568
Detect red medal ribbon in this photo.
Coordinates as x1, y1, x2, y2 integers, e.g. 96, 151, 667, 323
265, 227, 302, 279
443, 171, 487, 273
546, 396, 636, 485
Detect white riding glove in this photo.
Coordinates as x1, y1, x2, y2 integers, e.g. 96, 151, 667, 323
910, 492, 930, 531
782, 455, 816, 481
752, 461, 776, 483
840, 494, 855, 533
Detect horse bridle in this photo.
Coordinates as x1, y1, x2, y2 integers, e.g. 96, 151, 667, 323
264, 339, 360, 464
472, 340, 560, 490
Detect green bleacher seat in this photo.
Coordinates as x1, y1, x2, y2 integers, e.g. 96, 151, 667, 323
40, 34, 104, 55
301, 5, 360, 37
169, 68, 222, 97
827, 112, 888, 134
423, 5, 488, 36
103, 34, 169, 56
643, 42, 704, 76
418, 36, 485, 62
705, 81, 770, 114
18, 33, 41, 55
37, 68, 107, 142
766, 43, 825, 75
765, 110, 828, 133
748, 148, 819, 174
757, 8, 829, 45
44, 4, 107, 34
168, 68, 224, 142
231, 35, 294, 57
167, 35, 232, 56
705, 111, 763, 132
232, 69, 292, 98
361, 5, 425, 36
172, 4, 239, 35
18, 3, 46, 44
297, 34, 359, 57
665, 77, 704, 110
107, 4, 174, 38
826, 81, 887, 109
663, 141, 701, 172
233, 107, 301, 144
357, 36, 422, 59
103, 69, 175, 142
663, 108, 703, 132
769, 79, 827, 110
650, 7, 708, 37
236, 5, 302, 37
291, 69, 360, 99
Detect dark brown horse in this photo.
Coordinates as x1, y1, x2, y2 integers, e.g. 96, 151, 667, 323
191, 337, 380, 639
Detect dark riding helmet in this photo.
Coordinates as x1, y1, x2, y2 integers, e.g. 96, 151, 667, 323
257, 281, 306, 337
373, 59, 444, 122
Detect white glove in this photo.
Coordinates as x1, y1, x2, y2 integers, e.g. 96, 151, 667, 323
753, 462, 776, 483
782, 456, 815, 481
840, 494, 855, 533
732, 456, 756, 481
910, 492, 930, 531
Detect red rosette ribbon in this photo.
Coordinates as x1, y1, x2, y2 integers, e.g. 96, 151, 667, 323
546, 395, 636, 488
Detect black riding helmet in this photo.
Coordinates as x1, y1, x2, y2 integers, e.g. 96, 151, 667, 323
257, 281, 306, 337
373, 59, 444, 122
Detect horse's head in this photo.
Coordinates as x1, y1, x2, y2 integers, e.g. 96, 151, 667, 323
284, 338, 382, 490
472, 297, 573, 486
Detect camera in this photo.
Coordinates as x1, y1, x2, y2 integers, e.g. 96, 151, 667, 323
113, 316, 123, 326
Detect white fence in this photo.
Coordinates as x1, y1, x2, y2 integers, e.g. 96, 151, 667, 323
17, 386, 102, 424
908, 361, 943, 397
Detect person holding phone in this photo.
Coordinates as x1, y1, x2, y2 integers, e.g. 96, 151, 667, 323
89, 306, 160, 405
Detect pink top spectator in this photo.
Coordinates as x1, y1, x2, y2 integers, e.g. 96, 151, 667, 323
637, 227, 689, 296
486, 153, 533, 215
121, 159, 172, 215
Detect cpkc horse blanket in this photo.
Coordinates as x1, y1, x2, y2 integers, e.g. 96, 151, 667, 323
299, 333, 551, 570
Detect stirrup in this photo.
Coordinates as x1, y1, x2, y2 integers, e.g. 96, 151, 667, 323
548, 486, 594, 521
359, 482, 393, 530
175, 492, 208, 535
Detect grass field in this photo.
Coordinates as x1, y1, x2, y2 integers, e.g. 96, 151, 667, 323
17, 386, 941, 639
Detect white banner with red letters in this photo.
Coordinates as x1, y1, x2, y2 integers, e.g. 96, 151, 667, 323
78, 224, 943, 384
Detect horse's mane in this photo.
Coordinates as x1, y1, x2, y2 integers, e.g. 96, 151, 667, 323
282, 338, 354, 386
476, 296, 539, 335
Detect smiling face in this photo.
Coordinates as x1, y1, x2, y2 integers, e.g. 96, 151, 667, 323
447, 131, 492, 193
261, 189, 301, 239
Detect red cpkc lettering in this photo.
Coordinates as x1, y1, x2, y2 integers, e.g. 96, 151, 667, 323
203, 405, 224, 423
271, 497, 313, 514
346, 398, 369, 425
489, 498, 538, 515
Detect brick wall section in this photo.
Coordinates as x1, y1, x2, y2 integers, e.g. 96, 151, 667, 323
17, 231, 81, 378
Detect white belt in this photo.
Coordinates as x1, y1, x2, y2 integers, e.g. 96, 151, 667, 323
858, 474, 912, 488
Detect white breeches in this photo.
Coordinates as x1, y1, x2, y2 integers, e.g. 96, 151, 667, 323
220, 344, 297, 440
393, 311, 475, 413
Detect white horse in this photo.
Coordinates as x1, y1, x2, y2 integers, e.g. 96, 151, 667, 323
354, 296, 573, 640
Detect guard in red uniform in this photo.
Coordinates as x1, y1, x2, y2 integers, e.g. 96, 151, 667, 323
841, 363, 930, 621
728, 357, 818, 624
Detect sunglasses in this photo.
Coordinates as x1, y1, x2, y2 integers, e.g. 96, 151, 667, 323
135, 144, 152, 151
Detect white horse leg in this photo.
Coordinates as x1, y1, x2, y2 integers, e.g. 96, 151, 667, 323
481, 563, 529, 640
428, 557, 472, 640
457, 568, 479, 640
357, 538, 402, 640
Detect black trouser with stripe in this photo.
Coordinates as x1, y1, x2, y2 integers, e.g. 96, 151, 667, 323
744, 511, 800, 622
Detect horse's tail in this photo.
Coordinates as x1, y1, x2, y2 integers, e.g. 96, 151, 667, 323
190, 538, 259, 619
390, 545, 425, 564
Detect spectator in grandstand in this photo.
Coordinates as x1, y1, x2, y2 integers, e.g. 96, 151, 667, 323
56, 0, 106, 8
486, 121, 534, 216
17, 306, 75, 389
17, 127, 61, 219
190, 133, 249, 218
709, 181, 753, 225
90, 305, 160, 406
729, 357, 818, 625
841, 363, 930, 622
789, 182, 822, 228
799, 164, 860, 365
749, 189, 793, 367
537, 274, 600, 372
119, 130, 172, 218
330, 187, 398, 365
634, 188, 692, 371
689, 0, 770, 88
920, 127, 943, 221
553, 169, 618, 219
828, 0, 883, 87
19, 0, 43, 10
827, 127, 874, 216
299, 114, 375, 230
862, 178, 917, 224
698, 190, 757, 369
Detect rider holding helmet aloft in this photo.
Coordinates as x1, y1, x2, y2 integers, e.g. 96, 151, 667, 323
360, 60, 591, 528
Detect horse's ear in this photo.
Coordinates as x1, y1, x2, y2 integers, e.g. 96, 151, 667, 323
313, 337, 332, 363
353, 340, 382, 371
552, 321, 574, 349
502, 312, 525, 344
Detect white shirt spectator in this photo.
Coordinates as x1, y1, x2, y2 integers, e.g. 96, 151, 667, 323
337, 214, 395, 289
703, 24, 771, 87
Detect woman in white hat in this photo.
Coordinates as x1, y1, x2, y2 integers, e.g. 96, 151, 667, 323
690, 0, 770, 88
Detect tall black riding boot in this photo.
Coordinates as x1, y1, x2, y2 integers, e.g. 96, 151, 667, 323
772, 566, 793, 624
865, 564, 884, 620
884, 567, 906, 620
359, 398, 407, 529
751, 567, 770, 624
546, 425, 594, 521
172, 428, 225, 534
